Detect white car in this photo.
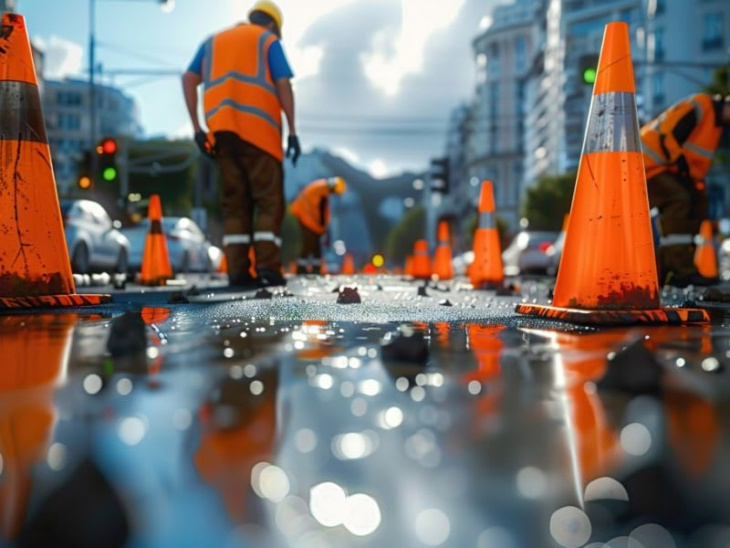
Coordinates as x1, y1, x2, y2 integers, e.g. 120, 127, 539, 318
122, 217, 219, 274
502, 231, 559, 276
61, 199, 130, 274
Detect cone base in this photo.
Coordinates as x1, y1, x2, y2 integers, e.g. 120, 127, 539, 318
516, 304, 709, 326
0, 293, 111, 309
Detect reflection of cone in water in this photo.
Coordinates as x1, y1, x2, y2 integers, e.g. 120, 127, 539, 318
462, 324, 505, 425
516, 22, 708, 325
411, 240, 432, 280
0, 14, 109, 309
433, 221, 454, 281
138, 195, 173, 286
0, 314, 77, 541
695, 220, 718, 278
470, 181, 504, 289
341, 253, 355, 275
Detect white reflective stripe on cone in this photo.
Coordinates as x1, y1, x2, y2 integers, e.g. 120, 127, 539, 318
223, 234, 251, 245
660, 234, 695, 246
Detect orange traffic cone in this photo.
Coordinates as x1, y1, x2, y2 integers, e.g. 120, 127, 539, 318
411, 239, 432, 280
217, 253, 228, 275
695, 220, 718, 278
0, 14, 109, 309
433, 221, 454, 280
138, 194, 173, 286
470, 181, 504, 289
341, 253, 355, 275
517, 22, 708, 325
404, 255, 414, 277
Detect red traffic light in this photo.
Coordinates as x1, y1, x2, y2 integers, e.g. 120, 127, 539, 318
99, 138, 117, 155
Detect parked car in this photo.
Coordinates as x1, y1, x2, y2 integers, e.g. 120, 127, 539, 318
61, 199, 130, 274
122, 217, 219, 274
502, 231, 559, 276
545, 231, 565, 276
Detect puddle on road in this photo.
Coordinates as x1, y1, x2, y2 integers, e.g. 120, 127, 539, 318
0, 311, 729, 547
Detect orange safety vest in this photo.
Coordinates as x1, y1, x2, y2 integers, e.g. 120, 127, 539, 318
641, 93, 723, 181
291, 179, 330, 235
202, 24, 283, 161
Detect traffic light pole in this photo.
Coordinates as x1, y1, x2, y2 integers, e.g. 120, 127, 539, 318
88, 0, 97, 175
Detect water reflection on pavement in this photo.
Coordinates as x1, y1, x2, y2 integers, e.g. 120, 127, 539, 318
1, 305, 729, 547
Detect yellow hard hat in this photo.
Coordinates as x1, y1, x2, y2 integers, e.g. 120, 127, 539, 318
248, 1, 283, 31
328, 177, 347, 195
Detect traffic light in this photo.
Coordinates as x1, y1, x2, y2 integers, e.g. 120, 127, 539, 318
578, 54, 600, 85
77, 150, 93, 190
430, 158, 449, 194
96, 137, 118, 182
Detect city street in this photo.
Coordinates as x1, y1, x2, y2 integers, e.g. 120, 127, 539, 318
2, 274, 730, 547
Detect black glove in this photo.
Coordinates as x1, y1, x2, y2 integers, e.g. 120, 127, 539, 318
195, 131, 214, 158
286, 135, 301, 166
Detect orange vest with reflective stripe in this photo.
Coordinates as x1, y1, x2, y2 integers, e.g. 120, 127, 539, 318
203, 24, 283, 161
641, 93, 723, 181
291, 180, 330, 234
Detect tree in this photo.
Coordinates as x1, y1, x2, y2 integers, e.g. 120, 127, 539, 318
384, 206, 426, 264
521, 172, 576, 231
704, 66, 729, 97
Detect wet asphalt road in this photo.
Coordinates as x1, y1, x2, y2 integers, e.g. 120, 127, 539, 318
1, 274, 730, 548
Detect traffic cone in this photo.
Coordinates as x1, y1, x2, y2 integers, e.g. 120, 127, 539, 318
217, 254, 228, 275
470, 181, 504, 289
433, 221, 454, 281
517, 22, 708, 325
695, 220, 718, 278
0, 14, 110, 309
404, 255, 414, 277
341, 253, 355, 275
411, 239, 432, 280
138, 195, 173, 286
0, 314, 77, 541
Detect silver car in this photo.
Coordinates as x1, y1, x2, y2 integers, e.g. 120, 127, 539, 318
502, 231, 559, 276
122, 217, 218, 274
61, 199, 130, 274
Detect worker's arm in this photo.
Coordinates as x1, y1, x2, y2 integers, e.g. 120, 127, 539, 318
182, 70, 203, 133
654, 101, 697, 171
276, 78, 297, 137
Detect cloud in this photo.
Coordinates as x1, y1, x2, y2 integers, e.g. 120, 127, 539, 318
361, 0, 467, 96
34, 35, 84, 80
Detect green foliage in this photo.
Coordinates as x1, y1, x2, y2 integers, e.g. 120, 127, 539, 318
704, 66, 729, 97
521, 172, 576, 231
384, 206, 426, 263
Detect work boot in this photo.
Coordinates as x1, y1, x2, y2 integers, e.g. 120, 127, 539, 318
296, 265, 308, 275
658, 244, 698, 285
257, 268, 287, 287
228, 274, 258, 290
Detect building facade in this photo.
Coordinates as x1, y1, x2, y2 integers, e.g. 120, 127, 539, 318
43, 79, 143, 192
466, 0, 539, 230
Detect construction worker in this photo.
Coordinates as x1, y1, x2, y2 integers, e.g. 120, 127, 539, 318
291, 177, 347, 274
641, 93, 730, 287
182, 1, 300, 288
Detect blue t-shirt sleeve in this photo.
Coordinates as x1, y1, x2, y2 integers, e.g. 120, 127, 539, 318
268, 40, 294, 81
187, 41, 206, 75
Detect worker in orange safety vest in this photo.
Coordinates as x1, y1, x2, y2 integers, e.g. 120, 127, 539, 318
182, 1, 300, 289
641, 93, 730, 287
290, 177, 347, 274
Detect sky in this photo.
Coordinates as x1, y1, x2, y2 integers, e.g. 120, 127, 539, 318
19, 0, 502, 177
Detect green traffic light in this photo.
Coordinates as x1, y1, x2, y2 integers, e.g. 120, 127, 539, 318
583, 67, 597, 84
103, 167, 117, 181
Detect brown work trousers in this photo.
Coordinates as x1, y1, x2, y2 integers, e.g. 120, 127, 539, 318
647, 171, 708, 280
215, 135, 284, 278
297, 224, 323, 274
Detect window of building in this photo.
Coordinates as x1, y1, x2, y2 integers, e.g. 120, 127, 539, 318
652, 28, 665, 61
57, 91, 82, 106
703, 13, 724, 51
515, 36, 527, 72
58, 114, 81, 131
652, 73, 664, 107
